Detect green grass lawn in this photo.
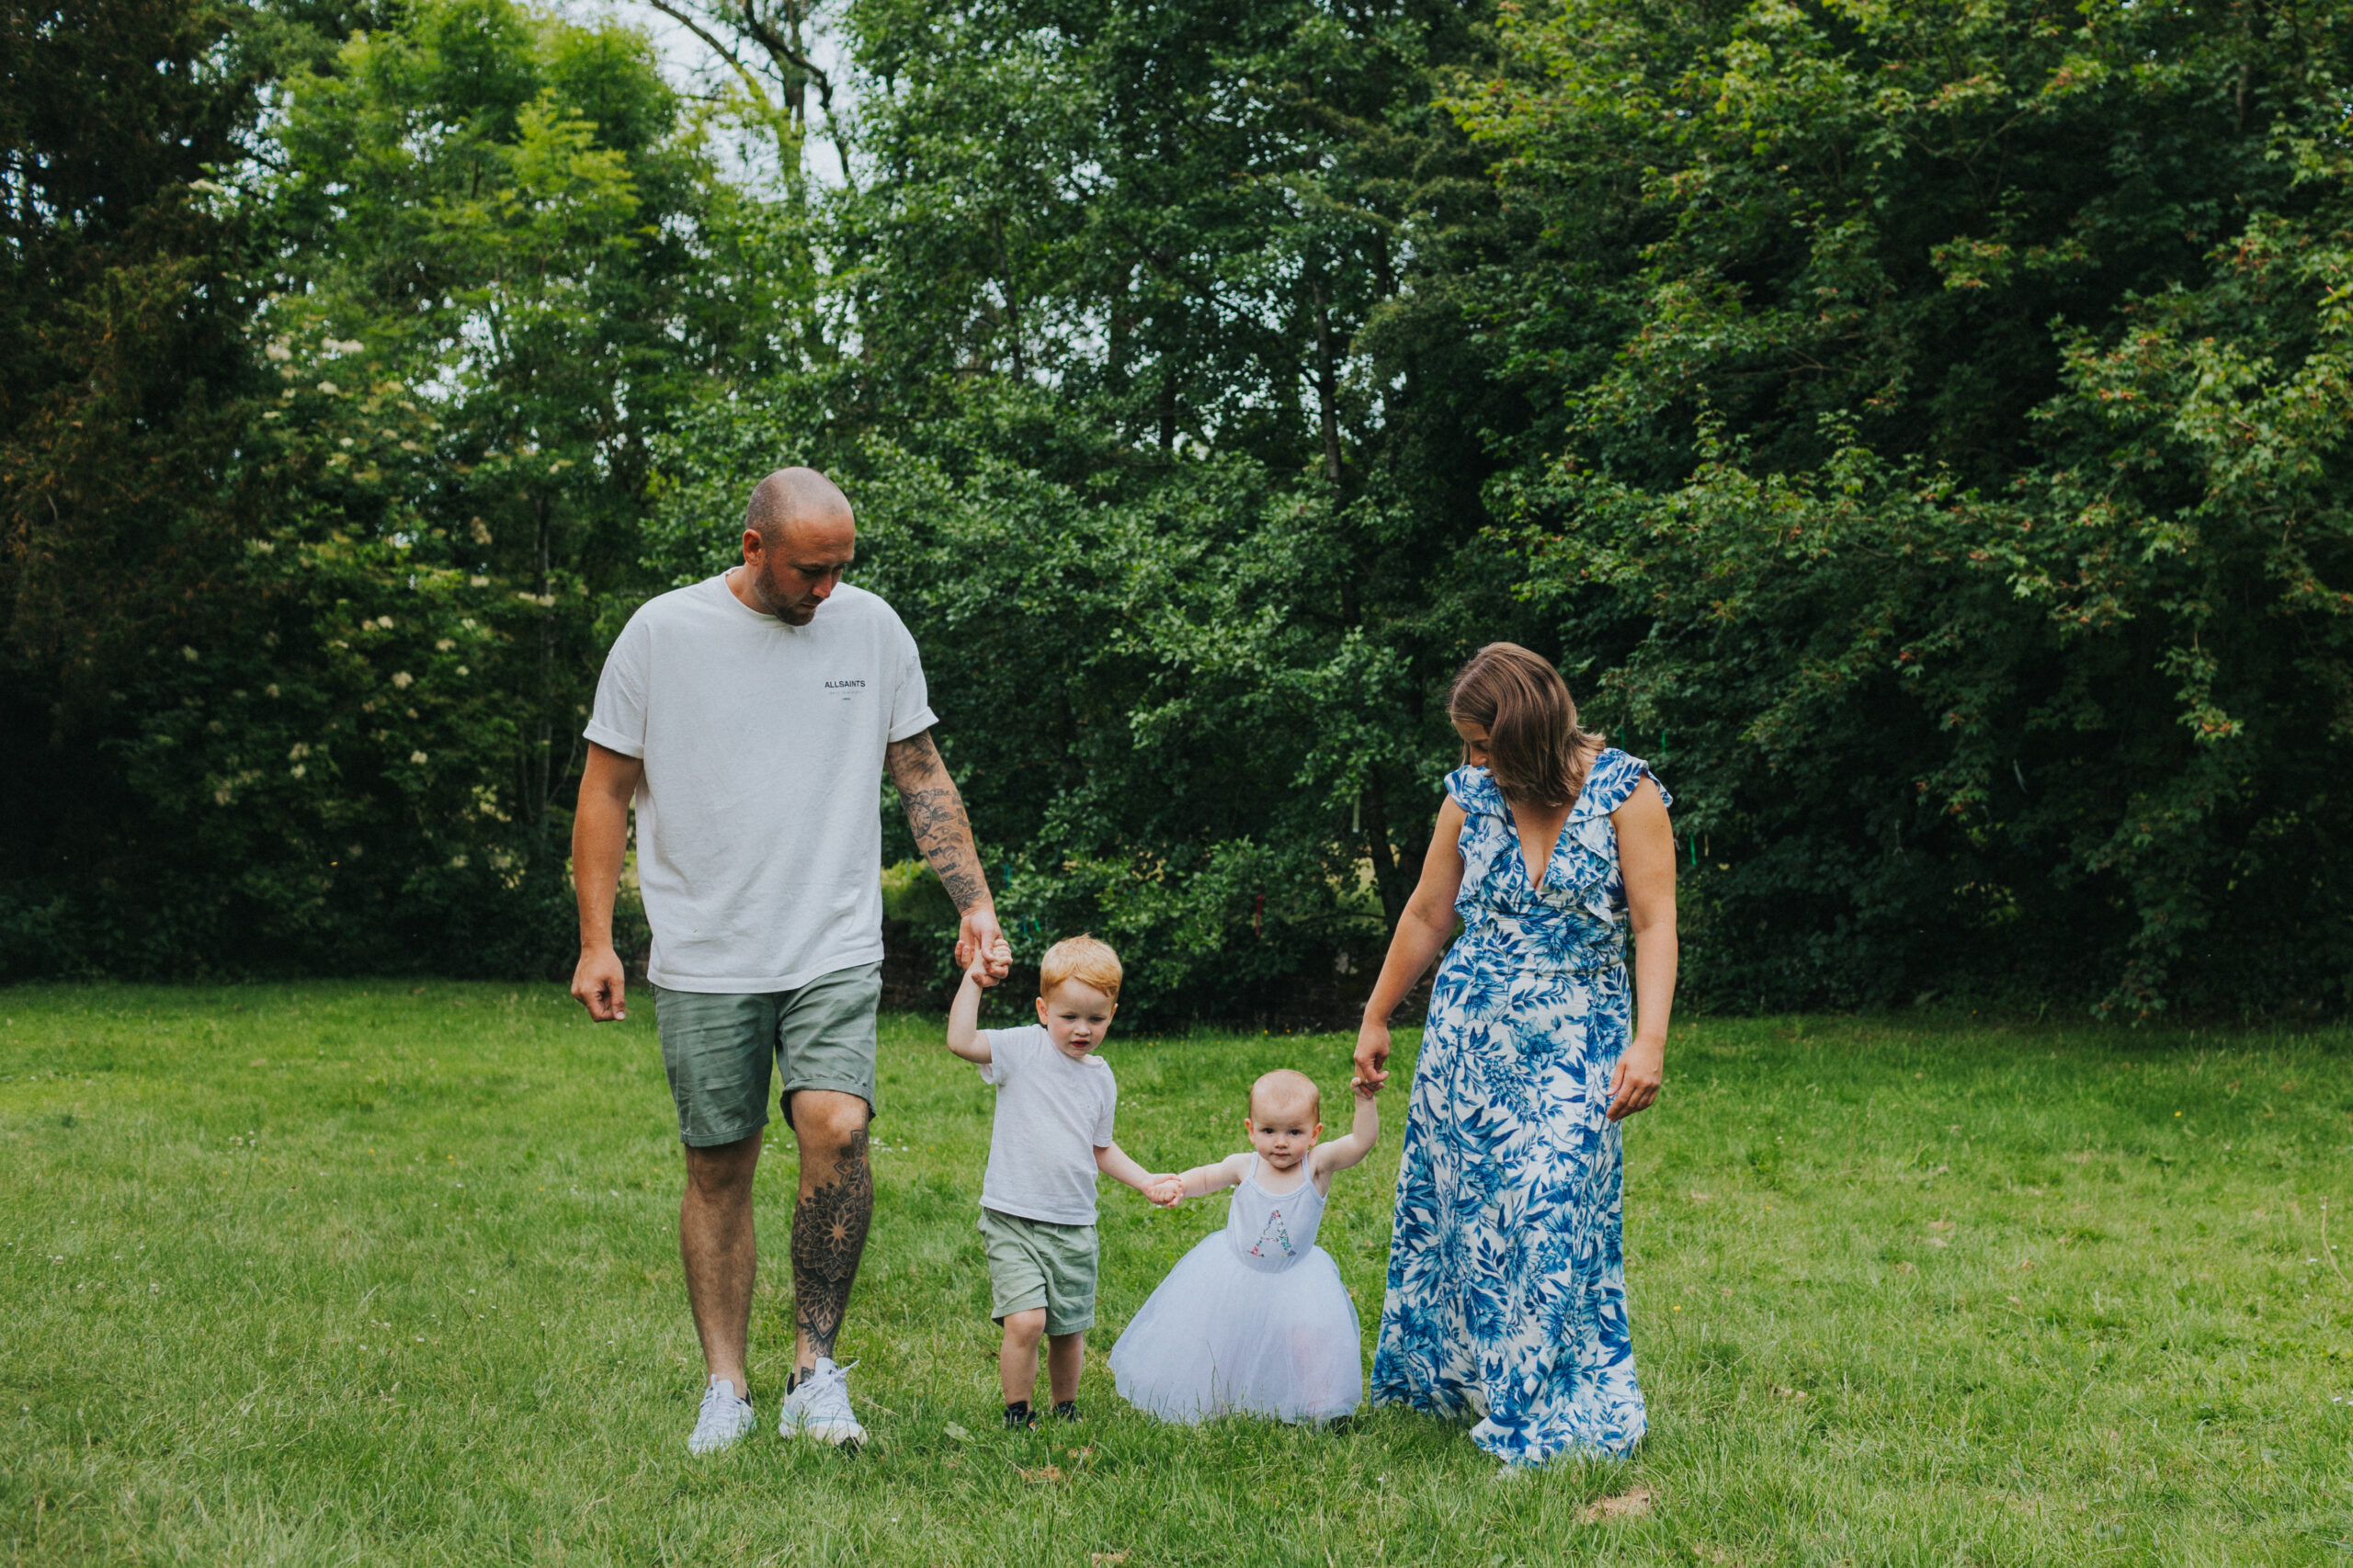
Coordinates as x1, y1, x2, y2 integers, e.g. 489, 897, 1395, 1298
2, 983, 2349, 1565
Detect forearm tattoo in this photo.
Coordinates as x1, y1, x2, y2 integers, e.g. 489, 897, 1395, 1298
885, 733, 991, 913
790, 1127, 872, 1364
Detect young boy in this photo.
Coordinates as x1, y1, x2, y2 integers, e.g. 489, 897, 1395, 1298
947, 933, 1175, 1428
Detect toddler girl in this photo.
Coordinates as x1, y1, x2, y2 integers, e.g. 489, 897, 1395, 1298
1108, 1070, 1379, 1424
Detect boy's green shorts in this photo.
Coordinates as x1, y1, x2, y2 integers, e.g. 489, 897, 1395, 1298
979, 1207, 1098, 1335
651, 963, 881, 1146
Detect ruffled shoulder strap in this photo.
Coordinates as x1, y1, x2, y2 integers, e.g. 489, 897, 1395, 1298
1579, 748, 1672, 814
1442, 764, 1506, 818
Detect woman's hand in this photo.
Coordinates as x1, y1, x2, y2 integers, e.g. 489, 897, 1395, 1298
1607, 1035, 1665, 1121
1354, 1018, 1392, 1092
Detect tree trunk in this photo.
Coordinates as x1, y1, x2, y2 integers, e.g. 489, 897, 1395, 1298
533, 493, 553, 848
1364, 772, 1404, 926
1311, 277, 1343, 485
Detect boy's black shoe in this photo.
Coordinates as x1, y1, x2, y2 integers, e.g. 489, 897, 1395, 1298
1003, 1401, 1037, 1430
1050, 1400, 1081, 1424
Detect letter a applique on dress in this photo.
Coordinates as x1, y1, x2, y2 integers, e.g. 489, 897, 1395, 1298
1249, 1208, 1295, 1260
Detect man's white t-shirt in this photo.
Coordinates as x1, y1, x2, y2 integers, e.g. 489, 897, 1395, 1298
977, 1025, 1118, 1226
583, 576, 938, 993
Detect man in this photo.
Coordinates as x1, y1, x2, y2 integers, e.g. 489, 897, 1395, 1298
570, 466, 1008, 1454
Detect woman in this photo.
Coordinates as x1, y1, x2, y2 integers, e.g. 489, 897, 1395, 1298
1354, 642, 1677, 1465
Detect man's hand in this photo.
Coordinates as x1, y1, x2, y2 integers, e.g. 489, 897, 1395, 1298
964, 935, 1012, 988
573, 945, 628, 1022
959, 913, 1012, 982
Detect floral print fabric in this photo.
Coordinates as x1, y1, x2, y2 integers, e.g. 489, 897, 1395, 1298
1370, 749, 1668, 1464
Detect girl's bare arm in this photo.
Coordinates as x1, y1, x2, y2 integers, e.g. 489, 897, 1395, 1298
1168, 1153, 1250, 1200
1312, 1083, 1381, 1190
1353, 798, 1469, 1089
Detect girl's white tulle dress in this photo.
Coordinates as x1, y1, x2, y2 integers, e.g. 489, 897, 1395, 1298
1109, 1154, 1362, 1423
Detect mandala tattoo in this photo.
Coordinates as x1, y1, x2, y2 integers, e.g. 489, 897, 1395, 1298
790, 1126, 872, 1362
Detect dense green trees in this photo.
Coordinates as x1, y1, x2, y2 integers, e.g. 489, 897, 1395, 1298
2, 0, 276, 969
6, 0, 2347, 1015
1461, 0, 2353, 1012
3, 0, 763, 971
650, 0, 1538, 1007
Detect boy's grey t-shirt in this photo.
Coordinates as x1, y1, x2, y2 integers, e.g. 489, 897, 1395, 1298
977, 1025, 1117, 1226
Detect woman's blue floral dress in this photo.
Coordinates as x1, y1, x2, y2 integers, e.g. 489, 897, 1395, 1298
1371, 750, 1668, 1465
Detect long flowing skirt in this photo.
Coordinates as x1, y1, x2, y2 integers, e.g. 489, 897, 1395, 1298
1370, 944, 1646, 1464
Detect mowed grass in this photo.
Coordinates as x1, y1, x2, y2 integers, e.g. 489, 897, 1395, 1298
1, 985, 2349, 1566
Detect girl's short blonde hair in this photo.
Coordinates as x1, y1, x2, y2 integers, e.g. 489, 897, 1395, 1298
1249, 1068, 1321, 1123
1040, 934, 1123, 1000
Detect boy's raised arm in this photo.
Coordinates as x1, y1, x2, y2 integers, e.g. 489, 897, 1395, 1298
945, 942, 1011, 1063
1313, 1081, 1382, 1178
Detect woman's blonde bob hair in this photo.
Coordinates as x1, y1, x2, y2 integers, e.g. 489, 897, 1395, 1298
1446, 642, 1603, 808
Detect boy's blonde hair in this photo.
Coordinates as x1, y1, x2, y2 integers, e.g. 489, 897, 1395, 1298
1039, 934, 1122, 1001
1248, 1068, 1321, 1124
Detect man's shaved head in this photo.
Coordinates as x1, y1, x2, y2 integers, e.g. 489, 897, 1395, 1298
744, 466, 854, 551
733, 467, 856, 626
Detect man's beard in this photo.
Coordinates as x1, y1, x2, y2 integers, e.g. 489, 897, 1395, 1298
750, 563, 818, 625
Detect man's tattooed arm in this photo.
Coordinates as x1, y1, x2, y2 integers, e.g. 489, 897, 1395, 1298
790, 1126, 873, 1365
884, 730, 991, 914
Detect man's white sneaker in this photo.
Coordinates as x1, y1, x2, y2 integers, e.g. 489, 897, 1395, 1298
779, 1358, 866, 1448
687, 1379, 756, 1455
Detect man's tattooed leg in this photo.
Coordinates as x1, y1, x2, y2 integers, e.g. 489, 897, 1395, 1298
790, 1125, 872, 1369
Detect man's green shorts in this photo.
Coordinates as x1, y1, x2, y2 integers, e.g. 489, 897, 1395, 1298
979, 1207, 1098, 1335
652, 962, 881, 1146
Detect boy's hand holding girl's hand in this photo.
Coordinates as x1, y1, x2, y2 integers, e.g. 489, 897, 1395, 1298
1143, 1174, 1185, 1208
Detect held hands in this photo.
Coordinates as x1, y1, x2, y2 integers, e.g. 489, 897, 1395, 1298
1143, 1174, 1185, 1208
956, 910, 1014, 983
1352, 1018, 1391, 1092
963, 936, 1014, 989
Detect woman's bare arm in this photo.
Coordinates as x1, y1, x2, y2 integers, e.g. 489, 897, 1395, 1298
1352, 798, 1468, 1090
1608, 776, 1677, 1120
